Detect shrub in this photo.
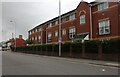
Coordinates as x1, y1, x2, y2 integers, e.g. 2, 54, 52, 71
53, 44, 59, 52
62, 42, 71, 52
71, 42, 82, 53
46, 44, 53, 52
102, 38, 120, 54
42, 44, 46, 52
84, 40, 99, 53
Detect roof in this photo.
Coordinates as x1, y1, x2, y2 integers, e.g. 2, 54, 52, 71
29, 9, 76, 32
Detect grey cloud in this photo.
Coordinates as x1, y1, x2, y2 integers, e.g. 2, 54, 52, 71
1, 0, 94, 42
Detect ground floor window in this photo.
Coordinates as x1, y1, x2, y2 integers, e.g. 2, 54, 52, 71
48, 33, 52, 42
69, 27, 76, 39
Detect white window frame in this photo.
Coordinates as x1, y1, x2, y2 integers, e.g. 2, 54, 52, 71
55, 31, 58, 37
39, 28, 42, 31
62, 17, 66, 23
29, 31, 31, 35
99, 20, 110, 35
55, 21, 58, 25
32, 37, 34, 41
69, 27, 76, 39
48, 22, 52, 28
62, 29, 66, 35
69, 14, 75, 21
80, 15, 85, 24
98, 2, 109, 11
35, 29, 37, 32
48, 33, 52, 42
38, 36, 41, 42
35, 36, 37, 40
32, 30, 34, 33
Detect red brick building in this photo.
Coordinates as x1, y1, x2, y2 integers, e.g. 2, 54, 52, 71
28, 1, 120, 44
14, 35, 26, 47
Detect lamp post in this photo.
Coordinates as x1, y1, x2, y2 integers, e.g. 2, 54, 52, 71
58, 0, 62, 57
10, 20, 16, 51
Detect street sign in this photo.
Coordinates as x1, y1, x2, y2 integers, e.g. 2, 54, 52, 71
58, 38, 62, 43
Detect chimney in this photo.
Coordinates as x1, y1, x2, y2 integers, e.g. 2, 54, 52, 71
19, 35, 22, 39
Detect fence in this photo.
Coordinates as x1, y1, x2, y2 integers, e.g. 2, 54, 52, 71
12, 38, 120, 61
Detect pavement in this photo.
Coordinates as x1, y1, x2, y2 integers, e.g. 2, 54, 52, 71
45, 55, 120, 68
10, 51, 120, 68
2, 51, 120, 75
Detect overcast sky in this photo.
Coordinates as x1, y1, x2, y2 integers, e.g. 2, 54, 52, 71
0, 0, 95, 42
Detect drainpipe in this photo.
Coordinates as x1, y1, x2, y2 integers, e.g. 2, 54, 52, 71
41, 28, 42, 45
118, 2, 120, 37
89, 4, 93, 40
46, 28, 47, 44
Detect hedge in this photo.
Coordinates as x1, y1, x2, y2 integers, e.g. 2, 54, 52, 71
84, 40, 99, 53
71, 42, 82, 53
102, 38, 120, 54
14, 38, 120, 54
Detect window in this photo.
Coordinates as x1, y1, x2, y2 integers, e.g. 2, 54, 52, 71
29, 32, 31, 35
62, 29, 66, 35
80, 15, 85, 24
35, 36, 37, 40
38, 36, 41, 42
55, 31, 58, 37
48, 23, 52, 28
69, 14, 75, 21
35, 29, 37, 32
48, 33, 52, 42
32, 30, 34, 33
99, 20, 110, 35
55, 21, 58, 25
32, 37, 34, 41
69, 27, 76, 39
98, 2, 108, 11
62, 18, 66, 23
39, 28, 42, 31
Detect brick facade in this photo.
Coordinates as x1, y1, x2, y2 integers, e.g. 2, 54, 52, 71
28, 1, 120, 44
14, 35, 26, 47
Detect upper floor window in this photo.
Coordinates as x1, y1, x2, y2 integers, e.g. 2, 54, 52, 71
62, 29, 66, 35
29, 31, 31, 35
69, 27, 76, 39
80, 15, 85, 24
62, 18, 67, 23
55, 31, 58, 37
98, 2, 108, 11
48, 22, 52, 28
35, 29, 37, 32
32, 30, 34, 33
39, 28, 42, 31
69, 14, 75, 21
99, 20, 110, 35
55, 21, 58, 25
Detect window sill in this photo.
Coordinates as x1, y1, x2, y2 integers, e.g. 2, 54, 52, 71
80, 23, 86, 25
98, 33, 111, 36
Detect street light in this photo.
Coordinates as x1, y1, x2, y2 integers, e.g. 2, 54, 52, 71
10, 20, 16, 51
59, 0, 62, 56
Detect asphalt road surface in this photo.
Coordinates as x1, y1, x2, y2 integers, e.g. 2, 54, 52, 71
2, 51, 119, 75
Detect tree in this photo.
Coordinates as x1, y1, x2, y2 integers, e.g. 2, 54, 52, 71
25, 39, 33, 45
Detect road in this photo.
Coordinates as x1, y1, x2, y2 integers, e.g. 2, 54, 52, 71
2, 51, 119, 75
